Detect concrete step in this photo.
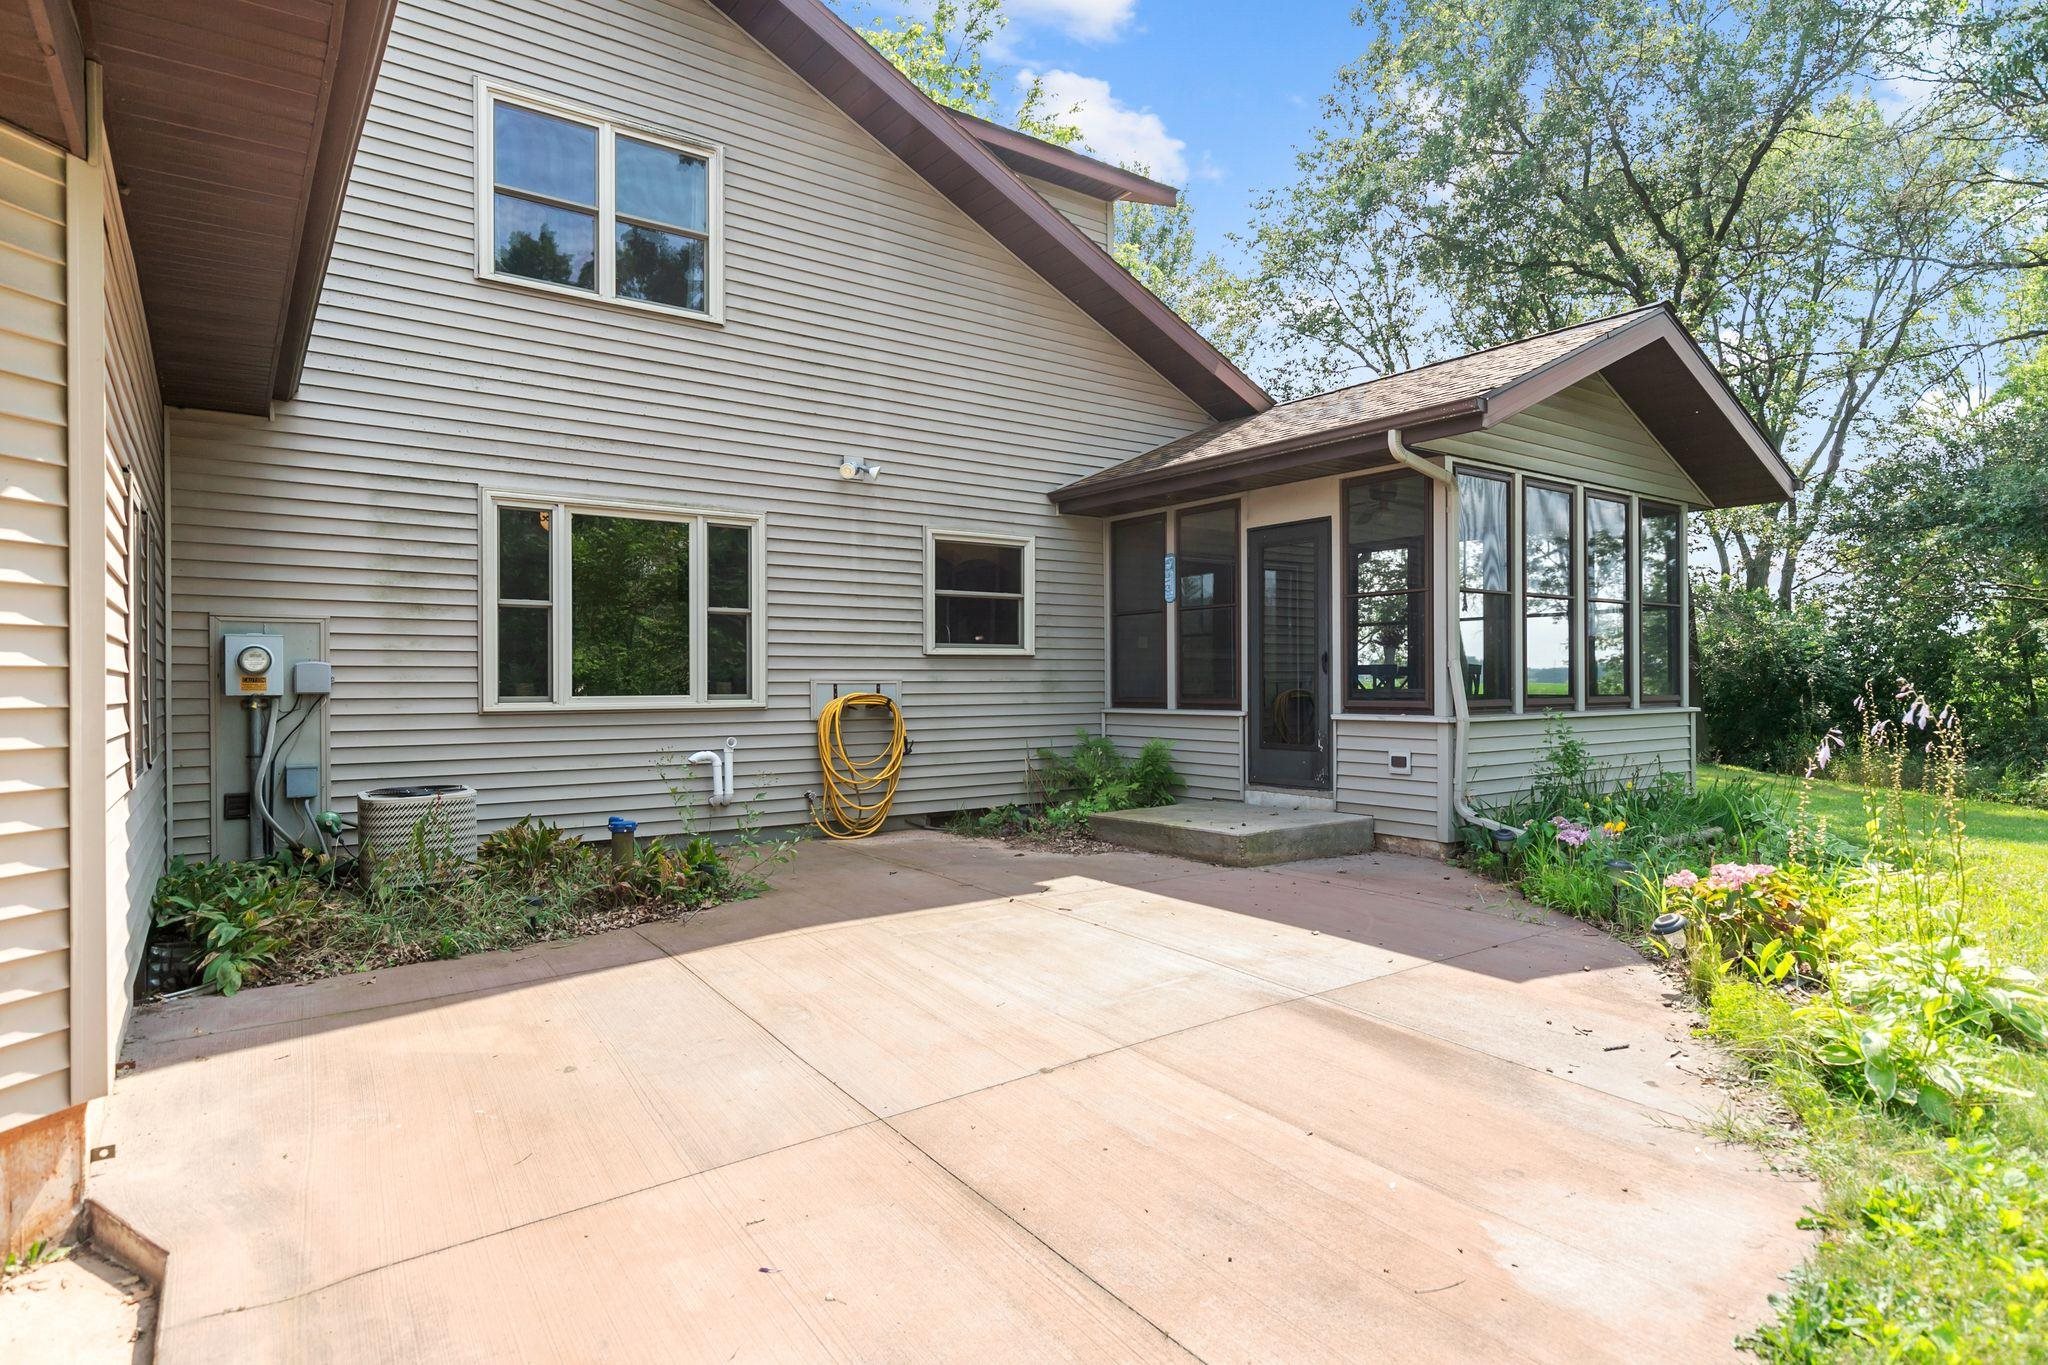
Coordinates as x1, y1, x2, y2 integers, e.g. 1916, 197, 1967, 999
1088, 800, 1376, 867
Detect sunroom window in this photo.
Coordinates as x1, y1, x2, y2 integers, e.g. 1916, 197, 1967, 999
1585, 493, 1631, 702
1109, 515, 1167, 704
1344, 472, 1431, 709
1174, 503, 1240, 708
1640, 502, 1683, 700
486, 496, 760, 708
484, 89, 717, 317
1523, 482, 1576, 706
1455, 470, 1512, 706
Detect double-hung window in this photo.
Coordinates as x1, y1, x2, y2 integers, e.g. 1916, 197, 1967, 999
1639, 502, 1683, 701
928, 534, 1034, 653
481, 86, 720, 319
1174, 503, 1240, 708
1585, 493, 1631, 703
486, 494, 762, 708
1522, 481, 1576, 706
1343, 471, 1431, 709
1109, 516, 1168, 705
1455, 470, 1512, 706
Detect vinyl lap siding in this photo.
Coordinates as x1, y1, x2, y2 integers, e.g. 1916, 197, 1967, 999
1021, 176, 1114, 251
1334, 719, 1447, 843
101, 178, 164, 1074
1104, 710, 1242, 800
1466, 710, 1694, 807
167, 0, 1212, 850
0, 123, 70, 1129
1426, 375, 1708, 505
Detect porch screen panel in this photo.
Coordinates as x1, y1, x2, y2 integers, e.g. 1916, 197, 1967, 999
1344, 471, 1430, 708
1523, 483, 1576, 705
1110, 515, 1167, 707
1640, 503, 1682, 699
1175, 504, 1239, 708
1455, 470, 1512, 705
1586, 494, 1630, 701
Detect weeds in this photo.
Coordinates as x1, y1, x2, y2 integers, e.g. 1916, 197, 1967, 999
948, 731, 1185, 842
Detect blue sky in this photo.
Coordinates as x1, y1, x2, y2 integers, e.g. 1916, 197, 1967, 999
839, 2, 1375, 260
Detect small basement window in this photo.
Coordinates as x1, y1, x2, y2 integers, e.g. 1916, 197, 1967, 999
484, 494, 763, 708
480, 85, 721, 319
928, 533, 1034, 654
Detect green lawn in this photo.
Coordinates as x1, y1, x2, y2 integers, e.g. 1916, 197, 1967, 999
1702, 761, 2048, 973
1696, 763, 2048, 1358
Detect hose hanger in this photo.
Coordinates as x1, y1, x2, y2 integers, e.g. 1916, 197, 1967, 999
810, 693, 906, 840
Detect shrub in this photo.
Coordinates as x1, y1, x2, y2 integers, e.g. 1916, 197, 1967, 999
152, 856, 317, 994
477, 816, 585, 881
1033, 731, 1184, 816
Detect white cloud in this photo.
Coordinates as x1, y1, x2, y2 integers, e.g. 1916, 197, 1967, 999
1025, 68, 1187, 183
1010, 0, 1137, 43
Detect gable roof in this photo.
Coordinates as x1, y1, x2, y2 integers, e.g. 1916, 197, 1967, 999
705, 0, 1268, 421
1052, 304, 1796, 514
948, 110, 1179, 205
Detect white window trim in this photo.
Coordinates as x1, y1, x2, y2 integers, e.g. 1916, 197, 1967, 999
479, 489, 766, 712
925, 529, 1036, 656
474, 79, 726, 325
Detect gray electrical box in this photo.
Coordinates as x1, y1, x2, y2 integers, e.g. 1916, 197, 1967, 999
221, 633, 286, 697
293, 660, 334, 694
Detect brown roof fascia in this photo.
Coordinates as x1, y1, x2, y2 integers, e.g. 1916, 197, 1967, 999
706, 0, 1268, 421
274, 0, 399, 402
949, 109, 1179, 205
26, 0, 86, 156
1053, 399, 1486, 514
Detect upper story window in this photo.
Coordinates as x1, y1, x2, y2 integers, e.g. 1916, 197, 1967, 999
928, 533, 1034, 655
1343, 471, 1432, 710
480, 85, 722, 320
484, 493, 762, 710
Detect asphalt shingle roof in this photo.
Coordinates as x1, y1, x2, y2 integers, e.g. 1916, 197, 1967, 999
1063, 306, 1663, 496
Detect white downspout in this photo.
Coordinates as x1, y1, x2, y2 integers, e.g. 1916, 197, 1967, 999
1385, 429, 1517, 839
720, 737, 738, 805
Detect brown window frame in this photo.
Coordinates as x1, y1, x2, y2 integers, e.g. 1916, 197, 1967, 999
1109, 513, 1168, 709
1173, 501, 1241, 710
1341, 468, 1434, 715
1583, 490, 1632, 708
1521, 477, 1578, 710
1453, 467, 1515, 712
1638, 500, 1684, 704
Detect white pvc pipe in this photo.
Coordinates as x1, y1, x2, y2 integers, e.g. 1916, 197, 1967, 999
1385, 428, 1517, 839
683, 750, 724, 808
721, 737, 738, 805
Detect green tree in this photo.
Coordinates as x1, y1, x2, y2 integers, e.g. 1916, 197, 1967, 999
856, 0, 1080, 145
1232, 0, 2044, 605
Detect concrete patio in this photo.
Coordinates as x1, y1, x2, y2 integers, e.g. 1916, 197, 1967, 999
92, 832, 1810, 1363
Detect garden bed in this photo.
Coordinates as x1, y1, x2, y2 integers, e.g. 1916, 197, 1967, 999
1467, 703, 2048, 1358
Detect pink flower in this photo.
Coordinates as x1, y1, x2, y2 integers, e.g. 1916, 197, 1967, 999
1664, 869, 1699, 890
1704, 862, 1776, 891
1557, 826, 1591, 848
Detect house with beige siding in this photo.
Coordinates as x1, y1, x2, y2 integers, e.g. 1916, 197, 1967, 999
0, 0, 1789, 1247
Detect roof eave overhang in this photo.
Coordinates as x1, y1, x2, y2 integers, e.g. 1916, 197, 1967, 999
706, 0, 1267, 421
1051, 401, 1485, 516
949, 110, 1179, 205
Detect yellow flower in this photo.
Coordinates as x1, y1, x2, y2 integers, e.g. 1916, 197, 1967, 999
1602, 819, 1627, 835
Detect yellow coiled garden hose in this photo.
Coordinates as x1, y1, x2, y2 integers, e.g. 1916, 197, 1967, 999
811, 693, 906, 840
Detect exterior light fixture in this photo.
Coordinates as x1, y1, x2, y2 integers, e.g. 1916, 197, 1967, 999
1604, 858, 1635, 917
838, 458, 882, 483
